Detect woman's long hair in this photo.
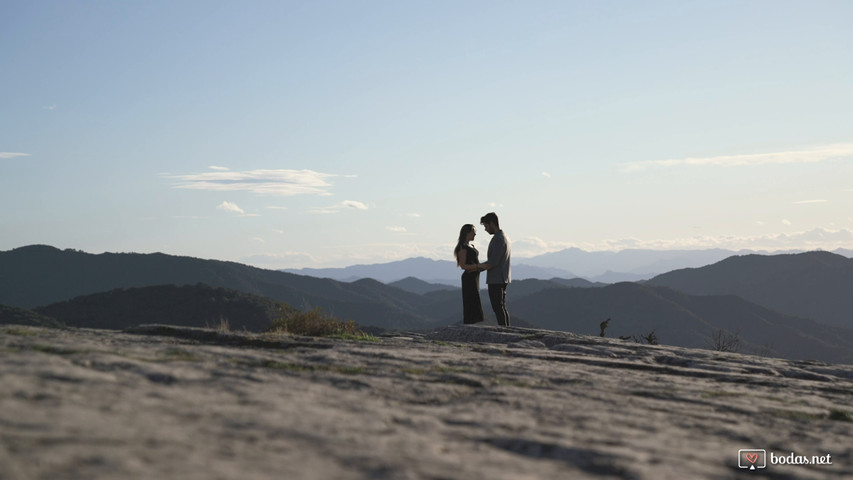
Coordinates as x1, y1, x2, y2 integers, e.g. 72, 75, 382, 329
454, 224, 475, 258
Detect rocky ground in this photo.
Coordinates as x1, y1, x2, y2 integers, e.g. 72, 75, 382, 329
1, 324, 851, 480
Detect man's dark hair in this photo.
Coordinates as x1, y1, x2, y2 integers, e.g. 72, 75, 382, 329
480, 212, 500, 228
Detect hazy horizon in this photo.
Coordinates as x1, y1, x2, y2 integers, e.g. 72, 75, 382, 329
4, 239, 851, 273
3, 1, 852, 269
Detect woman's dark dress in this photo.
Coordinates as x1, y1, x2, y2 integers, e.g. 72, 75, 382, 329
460, 245, 485, 324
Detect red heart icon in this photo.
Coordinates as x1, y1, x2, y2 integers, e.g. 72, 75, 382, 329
746, 453, 759, 464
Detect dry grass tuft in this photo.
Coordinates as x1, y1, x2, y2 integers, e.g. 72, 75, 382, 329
268, 304, 372, 339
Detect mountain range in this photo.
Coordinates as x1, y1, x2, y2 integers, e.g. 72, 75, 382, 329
512, 281, 853, 363
0, 245, 437, 329
3, 245, 853, 364
34, 284, 283, 332
646, 251, 853, 328
283, 257, 580, 285
284, 246, 853, 283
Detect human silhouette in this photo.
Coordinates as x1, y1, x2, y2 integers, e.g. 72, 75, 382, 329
476, 212, 511, 327
454, 224, 484, 324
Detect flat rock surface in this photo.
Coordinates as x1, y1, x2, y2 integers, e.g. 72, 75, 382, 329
1, 324, 851, 479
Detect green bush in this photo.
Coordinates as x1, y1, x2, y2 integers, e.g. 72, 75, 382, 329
268, 304, 362, 337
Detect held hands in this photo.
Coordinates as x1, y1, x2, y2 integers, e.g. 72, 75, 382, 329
460, 263, 488, 272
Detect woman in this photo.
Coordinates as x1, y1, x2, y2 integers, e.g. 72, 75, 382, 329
454, 224, 484, 324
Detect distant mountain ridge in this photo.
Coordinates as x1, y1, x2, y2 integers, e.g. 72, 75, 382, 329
35, 284, 282, 332
283, 257, 577, 284
285, 257, 457, 284
0, 245, 436, 329
0, 303, 62, 328
647, 251, 853, 328
388, 277, 455, 295
512, 281, 853, 364
4, 245, 853, 364
283, 247, 853, 283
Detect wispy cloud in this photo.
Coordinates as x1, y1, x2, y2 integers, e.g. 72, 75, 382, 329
310, 207, 339, 215
386, 226, 407, 233
513, 236, 565, 257
209, 165, 229, 171
43, 105, 57, 111
166, 169, 338, 196
310, 200, 369, 215
0, 152, 31, 159
340, 200, 368, 210
619, 143, 853, 173
217, 201, 245, 214
792, 199, 828, 205
541, 171, 551, 178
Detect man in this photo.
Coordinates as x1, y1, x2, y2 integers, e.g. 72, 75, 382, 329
476, 212, 511, 326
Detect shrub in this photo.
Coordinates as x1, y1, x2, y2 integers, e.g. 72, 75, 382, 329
205, 316, 231, 333
828, 409, 853, 422
619, 329, 659, 345
268, 304, 362, 338
641, 330, 659, 345
710, 328, 741, 352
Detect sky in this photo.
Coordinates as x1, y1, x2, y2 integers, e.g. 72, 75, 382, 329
2, 0, 853, 269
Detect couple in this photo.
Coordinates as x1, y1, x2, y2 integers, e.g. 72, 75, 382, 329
454, 212, 511, 326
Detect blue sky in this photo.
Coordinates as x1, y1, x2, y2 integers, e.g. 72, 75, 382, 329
2, 0, 852, 268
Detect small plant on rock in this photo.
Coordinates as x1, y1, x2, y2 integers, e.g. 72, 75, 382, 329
268, 304, 369, 339
709, 328, 741, 353
619, 330, 659, 345
641, 330, 659, 345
